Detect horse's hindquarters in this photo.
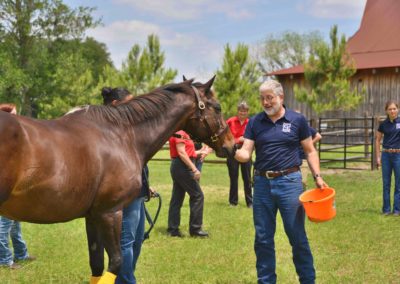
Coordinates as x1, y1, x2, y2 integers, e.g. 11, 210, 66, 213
0, 112, 24, 205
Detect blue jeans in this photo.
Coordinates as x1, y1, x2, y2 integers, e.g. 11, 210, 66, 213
0, 216, 29, 266
115, 197, 145, 284
253, 171, 315, 284
381, 152, 400, 214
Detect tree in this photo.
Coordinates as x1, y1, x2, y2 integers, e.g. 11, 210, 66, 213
0, 48, 27, 107
213, 43, 262, 117
38, 52, 100, 118
257, 30, 324, 73
0, 0, 101, 116
294, 25, 363, 115
119, 34, 177, 94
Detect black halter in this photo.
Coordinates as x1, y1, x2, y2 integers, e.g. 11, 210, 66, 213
188, 85, 228, 143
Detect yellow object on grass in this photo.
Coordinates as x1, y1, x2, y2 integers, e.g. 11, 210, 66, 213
97, 272, 117, 284
90, 276, 102, 284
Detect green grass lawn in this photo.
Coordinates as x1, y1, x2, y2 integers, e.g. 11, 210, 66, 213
1, 159, 399, 283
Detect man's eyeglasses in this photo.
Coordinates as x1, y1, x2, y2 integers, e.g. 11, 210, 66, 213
259, 95, 276, 102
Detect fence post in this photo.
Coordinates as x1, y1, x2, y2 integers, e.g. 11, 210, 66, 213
318, 117, 321, 160
371, 116, 380, 170
364, 113, 369, 159
344, 118, 347, 169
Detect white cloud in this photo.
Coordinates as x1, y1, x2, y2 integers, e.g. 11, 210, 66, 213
298, 0, 366, 19
86, 19, 222, 78
113, 0, 254, 20
88, 20, 161, 44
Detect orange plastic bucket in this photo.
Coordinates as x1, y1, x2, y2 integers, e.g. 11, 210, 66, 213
299, 187, 336, 222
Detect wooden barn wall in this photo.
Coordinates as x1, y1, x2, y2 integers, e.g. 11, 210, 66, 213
275, 67, 400, 121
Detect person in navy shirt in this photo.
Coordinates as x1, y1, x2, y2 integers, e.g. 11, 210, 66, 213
375, 100, 400, 216
233, 80, 327, 284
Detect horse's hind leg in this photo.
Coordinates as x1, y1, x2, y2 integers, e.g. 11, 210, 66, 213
95, 211, 123, 284
85, 217, 105, 284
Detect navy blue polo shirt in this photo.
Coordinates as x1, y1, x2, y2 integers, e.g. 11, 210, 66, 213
299, 127, 317, 160
244, 108, 310, 171
378, 117, 400, 149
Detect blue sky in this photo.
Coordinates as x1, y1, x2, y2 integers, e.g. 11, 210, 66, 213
64, 0, 367, 81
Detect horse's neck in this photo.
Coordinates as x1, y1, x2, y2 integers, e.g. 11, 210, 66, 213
135, 94, 194, 163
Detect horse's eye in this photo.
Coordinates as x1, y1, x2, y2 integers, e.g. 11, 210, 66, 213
214, 103, 221, 113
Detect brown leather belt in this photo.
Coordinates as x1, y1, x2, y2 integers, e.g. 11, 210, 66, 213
382, 148, 400, 153
254, 166, 300, 179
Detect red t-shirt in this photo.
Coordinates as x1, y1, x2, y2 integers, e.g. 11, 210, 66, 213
226, 116, 249, 145
169, 130, 197, 158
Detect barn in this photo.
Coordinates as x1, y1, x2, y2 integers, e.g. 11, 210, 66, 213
267, 0, 400, 120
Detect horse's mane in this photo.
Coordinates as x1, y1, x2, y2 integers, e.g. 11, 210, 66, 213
79, 81, 194, 127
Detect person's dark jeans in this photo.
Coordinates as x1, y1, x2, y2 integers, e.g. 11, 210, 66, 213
116, 197, 145, 284
168, 158, 204, 233
0, 217, 29, 266
381, 152, 400, 214
253, 171, 315, 284
227, 155, 252, 206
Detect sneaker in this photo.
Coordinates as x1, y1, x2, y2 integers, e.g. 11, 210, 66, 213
9, 262, 22, 269
393, 212, 400, 216
15, 255, 36, 262
167, 229, 183, 237
247, 204, 253, 209
189, 230, 209, 238
382, 212, 391, 216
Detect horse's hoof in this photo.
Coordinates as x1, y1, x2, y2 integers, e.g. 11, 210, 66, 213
89, 276, 102, 284
97, 272, 117, 284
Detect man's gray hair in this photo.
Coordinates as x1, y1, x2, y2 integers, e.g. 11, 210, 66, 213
237, 101, 249, 110
259, 80, 284, 96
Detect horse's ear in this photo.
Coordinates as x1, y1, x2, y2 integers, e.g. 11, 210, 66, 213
203, 75, 216, 95
183, 75, 187, 81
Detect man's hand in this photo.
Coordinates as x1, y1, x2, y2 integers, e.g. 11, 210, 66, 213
315, 176, 328, 189
193, 169, 201, 181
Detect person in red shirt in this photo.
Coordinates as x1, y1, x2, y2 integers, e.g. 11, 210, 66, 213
167, 130, 209, 237
226, 101, 253, 208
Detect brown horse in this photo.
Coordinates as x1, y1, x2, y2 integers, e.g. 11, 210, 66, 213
0, 77, 236, 283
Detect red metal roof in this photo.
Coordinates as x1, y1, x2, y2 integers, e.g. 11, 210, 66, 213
269, 0, 400, 76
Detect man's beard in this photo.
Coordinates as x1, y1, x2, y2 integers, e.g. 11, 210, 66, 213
264, 100, 282, 116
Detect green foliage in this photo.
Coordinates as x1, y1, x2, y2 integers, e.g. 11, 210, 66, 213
38, 52, 101, 118
295, 26, 363, 115
96, 65, 126, 93
0, 49, 27, 106
213, 43, 262, 117
257, 30, 324, 73
0, 0, 103, 117
118, 34, 178, 95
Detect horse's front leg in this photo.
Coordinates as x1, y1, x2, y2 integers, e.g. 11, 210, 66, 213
86, 217, 105, 284
95, 210, 123, 284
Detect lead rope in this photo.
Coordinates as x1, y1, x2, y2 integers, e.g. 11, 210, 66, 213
143, 168, 162, 242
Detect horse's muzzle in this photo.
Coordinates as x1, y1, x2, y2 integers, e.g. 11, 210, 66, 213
220, 144, 237, 158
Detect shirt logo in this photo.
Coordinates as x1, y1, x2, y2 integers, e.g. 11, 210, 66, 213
282, 123, 291, 133
397, 123, 400, 129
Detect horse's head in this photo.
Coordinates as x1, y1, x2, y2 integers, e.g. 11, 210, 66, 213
183, 76, 236, 158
